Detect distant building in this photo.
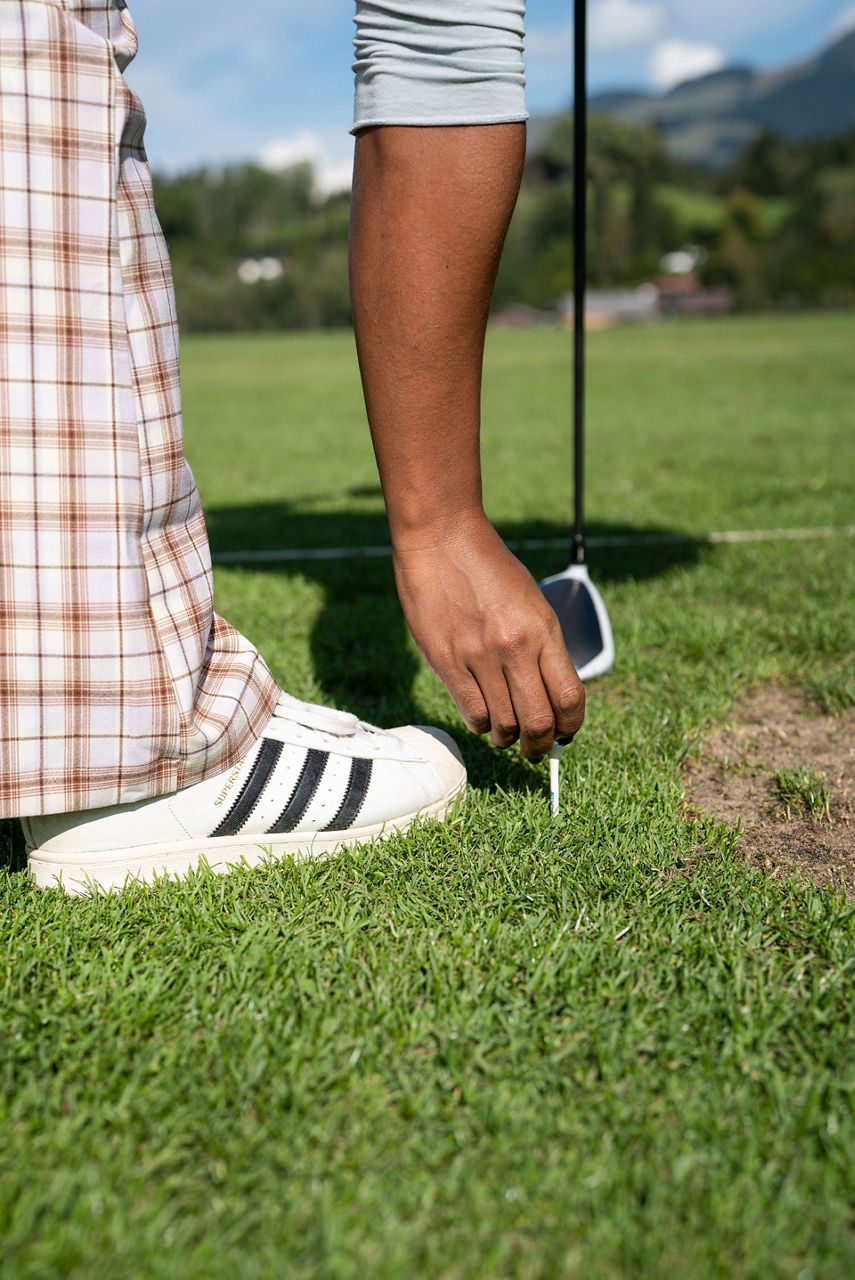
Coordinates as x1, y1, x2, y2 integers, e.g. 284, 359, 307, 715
559, 284, 660, 329
655, 273, 734, 318
655, 245, 734, 318
490, 303, 558, 329
551, 255, 734, 328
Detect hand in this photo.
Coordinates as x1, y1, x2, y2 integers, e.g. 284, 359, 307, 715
392, 514, 585, 761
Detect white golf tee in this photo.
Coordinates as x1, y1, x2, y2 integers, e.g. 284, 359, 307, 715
549, 744, 562, 816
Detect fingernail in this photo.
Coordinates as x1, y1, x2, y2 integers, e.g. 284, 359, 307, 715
556, 733, 575, 746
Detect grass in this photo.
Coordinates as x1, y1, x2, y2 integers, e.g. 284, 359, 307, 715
775, 767, 831, 821
2, 313, 855, 1278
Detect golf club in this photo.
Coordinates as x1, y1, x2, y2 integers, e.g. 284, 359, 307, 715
539, 0, 615, 684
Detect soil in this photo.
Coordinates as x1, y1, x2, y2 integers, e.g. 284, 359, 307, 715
682, 685, 855, 894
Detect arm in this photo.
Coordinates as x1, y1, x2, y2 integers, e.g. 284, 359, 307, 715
349, 123, 585, 760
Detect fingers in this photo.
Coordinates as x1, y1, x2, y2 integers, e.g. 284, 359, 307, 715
436, 646, 552, 760
392, 525, 586, 760
499, 644, 584, 760
501, 660, 558, 762
475, 665, 529, 752
443, 668, 491, 737
538, 626, 586, 741
486, 611, 585, 759
448, 624, 585, 763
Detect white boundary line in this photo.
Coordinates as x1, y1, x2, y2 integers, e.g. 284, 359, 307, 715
211, 525, 855, 565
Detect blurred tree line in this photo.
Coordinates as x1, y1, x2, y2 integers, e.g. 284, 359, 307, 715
154, 162, 351, 332
153, 119, 855, 331
708, 129, 855, 309
494, 115, 855, 312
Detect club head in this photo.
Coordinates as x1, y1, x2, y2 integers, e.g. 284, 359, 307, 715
539, 562, 615, 681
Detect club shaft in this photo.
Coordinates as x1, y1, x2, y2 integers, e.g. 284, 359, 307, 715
573, 0, 587, 565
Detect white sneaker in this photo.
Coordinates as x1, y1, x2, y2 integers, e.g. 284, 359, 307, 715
23, 694, 466, 895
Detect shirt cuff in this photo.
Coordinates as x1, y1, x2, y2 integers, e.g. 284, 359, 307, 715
352, 0, 527, 133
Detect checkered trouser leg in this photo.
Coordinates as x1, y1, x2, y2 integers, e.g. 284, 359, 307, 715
0, 0, 280, 819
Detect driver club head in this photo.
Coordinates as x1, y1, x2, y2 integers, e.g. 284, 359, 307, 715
539, 562, 615, 681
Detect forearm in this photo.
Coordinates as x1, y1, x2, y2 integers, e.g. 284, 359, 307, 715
349, 122, 524, 547
347, 2, 584, 759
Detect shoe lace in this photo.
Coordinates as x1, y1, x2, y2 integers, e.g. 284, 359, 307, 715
271, 693, 394, 753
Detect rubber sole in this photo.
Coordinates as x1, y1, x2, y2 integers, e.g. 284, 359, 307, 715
28, 780, 466, 896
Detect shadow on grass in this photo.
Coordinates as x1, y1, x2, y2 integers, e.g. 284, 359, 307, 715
1, 820, 27, 875
0, 503, 699, 872
0, 501, 701, 872
205, 499, 702, 793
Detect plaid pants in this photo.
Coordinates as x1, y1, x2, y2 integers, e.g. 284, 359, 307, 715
0, 0, 280, 819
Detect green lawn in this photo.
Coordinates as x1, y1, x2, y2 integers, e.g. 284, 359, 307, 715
2, 313, 855, 1278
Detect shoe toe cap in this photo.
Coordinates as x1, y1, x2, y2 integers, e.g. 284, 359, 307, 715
393, 725, 466, 794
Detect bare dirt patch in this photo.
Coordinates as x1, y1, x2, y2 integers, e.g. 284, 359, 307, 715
683, 685, 855, 894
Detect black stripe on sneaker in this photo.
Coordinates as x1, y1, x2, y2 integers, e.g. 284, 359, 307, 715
210, 738, 284, 837
324, 757, 373, 831
268, 749, 328, 834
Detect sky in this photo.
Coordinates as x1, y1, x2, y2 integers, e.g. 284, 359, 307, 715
127, 0, 855, 192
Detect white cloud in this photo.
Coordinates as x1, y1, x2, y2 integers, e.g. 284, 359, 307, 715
259, 131, 353, 198
650, 39, 726, 91
829, 3, 855, 38
589, 0, 666, 53
664, 0, 811, 49
527, 0, 664, 65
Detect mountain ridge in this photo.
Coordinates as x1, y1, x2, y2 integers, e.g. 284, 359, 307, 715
534, 27, 855, 169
